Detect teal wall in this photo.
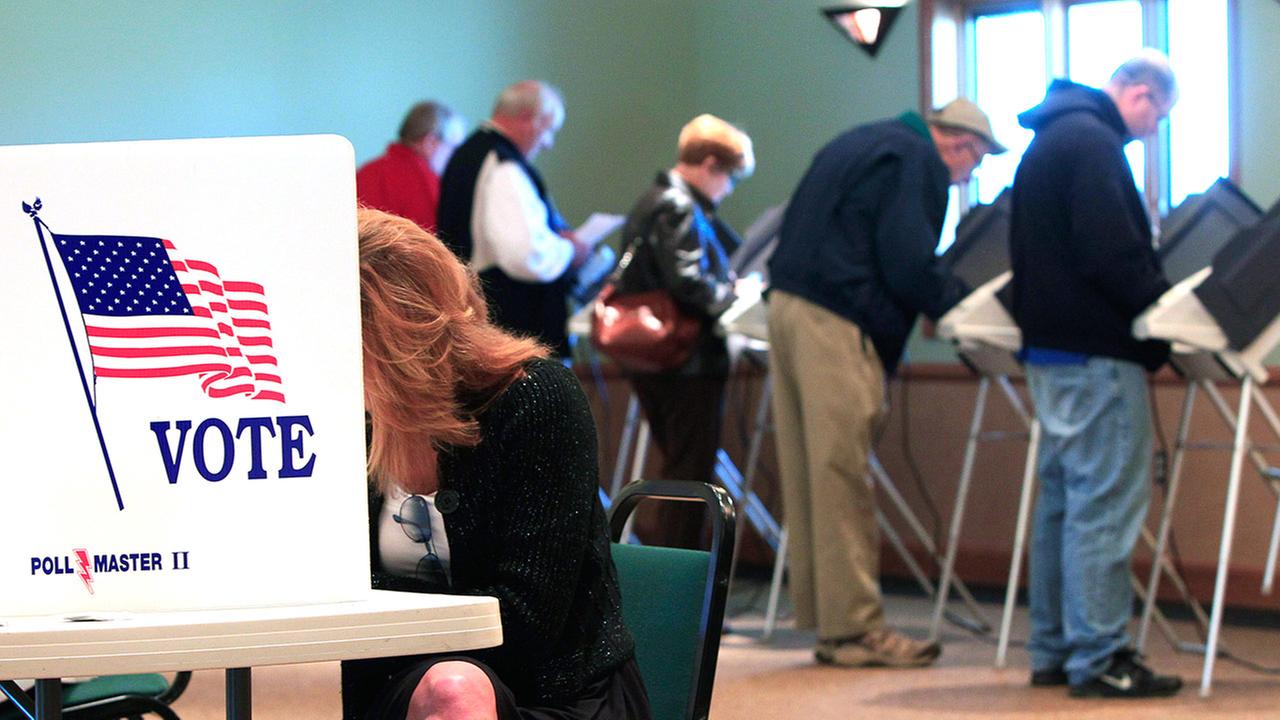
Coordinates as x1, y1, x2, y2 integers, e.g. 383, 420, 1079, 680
0, 0, 697, 227
1, 0, 1274, 367
1, 1, 1272, 224
687, 0, 922, 231
0, 1, 924, 232
1239, 0, 1280, 207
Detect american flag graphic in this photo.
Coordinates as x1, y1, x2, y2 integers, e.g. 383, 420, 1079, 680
51, 232, 286, 402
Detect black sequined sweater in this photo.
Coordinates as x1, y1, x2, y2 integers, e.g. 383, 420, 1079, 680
361, 358, 635, 704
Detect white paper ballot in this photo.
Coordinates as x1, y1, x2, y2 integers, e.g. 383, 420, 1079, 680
574, 212, 625, 247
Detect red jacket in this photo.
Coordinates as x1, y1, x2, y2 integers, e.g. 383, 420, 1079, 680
356, 143, 441, 231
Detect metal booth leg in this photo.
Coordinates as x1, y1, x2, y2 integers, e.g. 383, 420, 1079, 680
618, 417, 651, 541
930, 376, 991, 642
727, 375, 777, 590
762, 525, 789, 640
997, 418, 1041, 668
629, 418, 651, 487
1201, 376, 1254, 697
610, 393, 644, 498
1266, 495, 1280, 595
1247, 389, 1280, 595
869, 457, 987, 628
1137, 381, 1197, 651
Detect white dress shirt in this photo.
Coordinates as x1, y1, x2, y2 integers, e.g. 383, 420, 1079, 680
469, 151, 574, 282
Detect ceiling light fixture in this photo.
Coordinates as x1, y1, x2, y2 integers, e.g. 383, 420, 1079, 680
822, 1, 908, 58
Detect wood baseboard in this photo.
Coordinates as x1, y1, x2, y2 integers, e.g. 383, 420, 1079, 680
880, 543, 1280, 612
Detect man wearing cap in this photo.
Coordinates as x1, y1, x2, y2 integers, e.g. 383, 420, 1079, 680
767, 98, 1003, 668
1010, 50, 1181, 698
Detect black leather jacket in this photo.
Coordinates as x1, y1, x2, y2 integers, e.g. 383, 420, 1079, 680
613, 171, 739, 376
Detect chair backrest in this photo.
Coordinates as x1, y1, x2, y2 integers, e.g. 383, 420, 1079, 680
0, 672, 189, 720
608, 480, 735, 720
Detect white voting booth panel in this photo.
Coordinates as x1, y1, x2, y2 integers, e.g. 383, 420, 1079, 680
0, 136, 370, 617
1134, 261, 1280, 697
936, 271, 1021, 366
1134, 266, 1280, 385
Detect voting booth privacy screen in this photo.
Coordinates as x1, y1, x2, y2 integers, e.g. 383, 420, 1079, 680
1195, 213, 1280, 351
1156, 178, 1262, 286
941, 188, 1012, 292
0, 136, 370, 616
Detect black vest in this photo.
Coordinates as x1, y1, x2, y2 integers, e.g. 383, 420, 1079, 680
438, 128, 573, 357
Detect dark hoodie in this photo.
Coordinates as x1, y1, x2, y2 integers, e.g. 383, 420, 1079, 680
1009, 80, 1170, 370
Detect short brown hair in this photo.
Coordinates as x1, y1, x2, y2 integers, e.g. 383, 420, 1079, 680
677, 114, 755, 179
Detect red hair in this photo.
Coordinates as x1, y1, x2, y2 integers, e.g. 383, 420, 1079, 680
359, 209, 546, 492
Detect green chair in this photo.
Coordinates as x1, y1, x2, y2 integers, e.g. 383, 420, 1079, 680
608, 479, 735, 720
0, 672, 190, 720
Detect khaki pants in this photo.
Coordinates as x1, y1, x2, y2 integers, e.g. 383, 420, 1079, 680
768, 290, 886, 640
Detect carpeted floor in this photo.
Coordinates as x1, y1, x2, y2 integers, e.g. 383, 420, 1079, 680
167, 586, 1280, 719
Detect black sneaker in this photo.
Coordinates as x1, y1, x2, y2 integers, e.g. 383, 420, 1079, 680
1030, 667, 1068, 687
1068, 649, 1182, 698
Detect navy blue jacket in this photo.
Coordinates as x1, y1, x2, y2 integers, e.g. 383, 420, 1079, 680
1009, 80, 1170, 370
769, 112, 967, 374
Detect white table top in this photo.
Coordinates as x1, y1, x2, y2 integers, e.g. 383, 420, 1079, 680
0, 590, 501, 679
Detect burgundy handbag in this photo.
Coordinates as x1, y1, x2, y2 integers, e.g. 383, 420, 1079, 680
590, 283, 700, 373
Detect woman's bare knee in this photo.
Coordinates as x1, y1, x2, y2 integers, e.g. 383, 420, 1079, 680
405, 661, 498, 720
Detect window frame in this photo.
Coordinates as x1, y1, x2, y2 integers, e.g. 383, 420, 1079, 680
918, 0, 1242, 218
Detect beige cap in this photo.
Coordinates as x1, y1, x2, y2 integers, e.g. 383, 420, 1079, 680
929, 98, 1007, 155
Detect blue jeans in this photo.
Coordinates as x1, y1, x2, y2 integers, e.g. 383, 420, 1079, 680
1025, 358, 1153, 685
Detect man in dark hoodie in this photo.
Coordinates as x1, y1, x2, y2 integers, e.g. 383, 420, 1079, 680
1010, 50, 1181, 698
767, 98, 1003, 668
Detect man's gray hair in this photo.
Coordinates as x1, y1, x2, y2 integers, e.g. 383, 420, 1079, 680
1109, 49, 1178, 103
398, 101, 460, 144
493, 80, 564, 124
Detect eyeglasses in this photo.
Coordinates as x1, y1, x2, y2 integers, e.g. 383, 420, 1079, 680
718, 164, 742, 186
958, 139, 986, 167
393, 495, 450, 588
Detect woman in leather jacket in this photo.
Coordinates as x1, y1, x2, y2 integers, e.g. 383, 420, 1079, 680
614, 114, 753, 548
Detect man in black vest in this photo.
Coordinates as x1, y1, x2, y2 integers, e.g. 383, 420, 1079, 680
437, 80, 590, 358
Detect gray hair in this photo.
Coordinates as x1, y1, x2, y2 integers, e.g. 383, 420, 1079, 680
493, 80, 564, 126
398, 101, 462, 144
1109, 49, 1178, 104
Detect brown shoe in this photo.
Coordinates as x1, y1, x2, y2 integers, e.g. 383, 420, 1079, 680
815, 628, 941, 668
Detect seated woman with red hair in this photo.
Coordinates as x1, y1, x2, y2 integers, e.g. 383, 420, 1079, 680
342, 209, 651, 720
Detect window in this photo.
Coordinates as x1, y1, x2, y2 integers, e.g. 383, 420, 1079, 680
1066, 0, 1147, 192
926, 0, 1237, 230
970, 9, 1047, 203
1167, 0, 1232, 205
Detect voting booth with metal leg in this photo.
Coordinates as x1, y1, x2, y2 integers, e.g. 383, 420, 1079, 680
926, 181, 1246, 667
1133, 208, 1280, 696
0, 137, 502, 720
1129, 178, 1268, 665
930, 281, 1188, 666
928, 193, 1048, 661
932, 272, 1040, 661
